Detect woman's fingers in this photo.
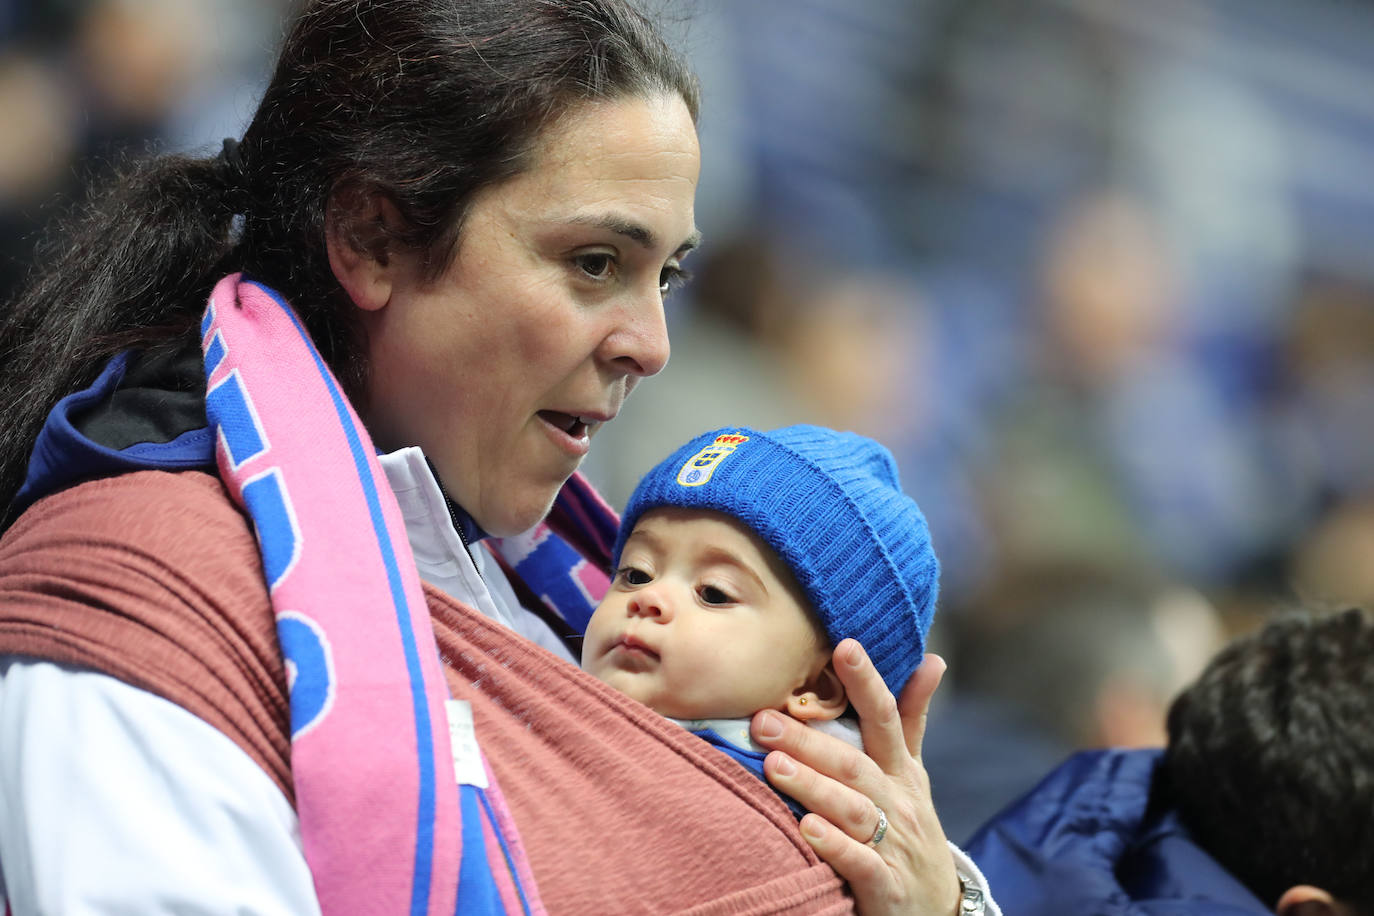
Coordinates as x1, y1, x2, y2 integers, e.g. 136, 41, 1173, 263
752, 706, 884, 811
751, 706, 859, 774
784, 764, 961, 916
897, 652, 946, 759
762, 747, 885, 843
829, 639, 909, 773
796, 813, 893, 897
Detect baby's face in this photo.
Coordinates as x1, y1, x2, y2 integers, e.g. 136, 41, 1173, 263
583, 507, 830, 719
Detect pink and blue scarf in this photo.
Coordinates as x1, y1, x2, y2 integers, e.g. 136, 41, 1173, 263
201, 273, 613, 915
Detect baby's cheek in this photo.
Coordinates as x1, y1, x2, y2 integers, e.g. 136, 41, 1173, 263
579, 614, 610, 669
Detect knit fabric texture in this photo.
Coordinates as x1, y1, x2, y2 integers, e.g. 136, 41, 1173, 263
614, 425, 939, 696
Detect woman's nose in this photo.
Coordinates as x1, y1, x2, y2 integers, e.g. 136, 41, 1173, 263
602, 288, 670, 379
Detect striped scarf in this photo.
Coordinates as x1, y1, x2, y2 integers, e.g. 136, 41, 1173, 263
202, 273, 613, 915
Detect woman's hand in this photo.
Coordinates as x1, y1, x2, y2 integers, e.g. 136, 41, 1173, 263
751, 639, 962, 916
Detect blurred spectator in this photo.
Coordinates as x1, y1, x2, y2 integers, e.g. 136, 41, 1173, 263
951, 568, 1221, 750
1290, 498, 1374, 609
75, 0, 208, 153
75, 0, 285, 154
978, 188, 1304, 585
0, 53, 74, 203
0, 50, 76, 296
923, 565, 1223, 842
1276, 275, 1374, 503
0, 0, 283, 304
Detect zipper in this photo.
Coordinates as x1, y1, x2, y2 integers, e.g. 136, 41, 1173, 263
425, 457, 482, 583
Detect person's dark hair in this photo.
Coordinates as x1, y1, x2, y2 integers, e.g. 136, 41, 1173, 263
1161, 608, 1374, 912
0, 0, 699, 524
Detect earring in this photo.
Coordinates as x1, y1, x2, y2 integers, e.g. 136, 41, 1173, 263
799, 697, 808, 706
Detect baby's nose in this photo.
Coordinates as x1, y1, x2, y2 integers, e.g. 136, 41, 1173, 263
628, 587, 673, 622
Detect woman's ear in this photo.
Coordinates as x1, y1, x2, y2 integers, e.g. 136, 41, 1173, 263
325, 185, 406, 313
787, 663, 848, 722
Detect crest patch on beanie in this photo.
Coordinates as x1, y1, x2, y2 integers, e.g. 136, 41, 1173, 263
675, 433, 750, 487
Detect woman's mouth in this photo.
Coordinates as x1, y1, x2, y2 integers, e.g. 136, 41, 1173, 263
537, 410, 595, 456
539, 410, 590, 438
537, 407, 618, 457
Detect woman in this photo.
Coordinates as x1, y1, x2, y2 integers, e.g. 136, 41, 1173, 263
0, 1, 993, 913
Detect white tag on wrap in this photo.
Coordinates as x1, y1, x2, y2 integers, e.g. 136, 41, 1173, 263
445, 699, 489, 788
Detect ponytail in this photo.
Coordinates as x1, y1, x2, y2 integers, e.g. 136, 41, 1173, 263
0, 150, 241, 520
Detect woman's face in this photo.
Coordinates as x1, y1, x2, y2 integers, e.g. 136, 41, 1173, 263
361, 93, 701, 536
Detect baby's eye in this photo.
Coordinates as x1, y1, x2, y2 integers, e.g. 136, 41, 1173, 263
616, 566, 651, 586
575, 253, 616, 281
699, 585, 734, 606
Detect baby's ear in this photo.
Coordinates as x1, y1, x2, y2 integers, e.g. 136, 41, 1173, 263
1274, 885, 1344, 916
787, 663, 848, 722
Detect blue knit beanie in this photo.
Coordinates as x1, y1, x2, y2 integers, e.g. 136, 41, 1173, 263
613, 425, 939, 696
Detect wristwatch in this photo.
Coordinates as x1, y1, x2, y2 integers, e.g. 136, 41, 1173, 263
958, 877, 986, 915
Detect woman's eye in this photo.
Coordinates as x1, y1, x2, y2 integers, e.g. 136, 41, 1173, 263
699, 585, 733, 606
659, 263, 691, 296
617, 566, 651, 586
575, 253, 615, 281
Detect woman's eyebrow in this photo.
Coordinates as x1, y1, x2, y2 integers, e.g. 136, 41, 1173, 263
566, 213, 701, 254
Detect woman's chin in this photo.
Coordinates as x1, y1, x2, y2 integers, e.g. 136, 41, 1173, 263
475, 485, 567, 537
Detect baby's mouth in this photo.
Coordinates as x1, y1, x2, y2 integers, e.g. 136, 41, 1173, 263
613, 635, 659, 660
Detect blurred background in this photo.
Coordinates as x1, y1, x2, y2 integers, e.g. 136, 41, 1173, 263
3, 0, 1372, 841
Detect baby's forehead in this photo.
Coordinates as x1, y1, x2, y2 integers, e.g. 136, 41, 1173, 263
627, 506, 767, 549
626, 507, 784, 573
626, 507, 816, 605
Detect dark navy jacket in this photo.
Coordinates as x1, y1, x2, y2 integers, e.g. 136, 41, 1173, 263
965, 749, 1270, 915
12, 346, 215, 520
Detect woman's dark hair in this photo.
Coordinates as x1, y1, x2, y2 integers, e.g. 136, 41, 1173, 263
1161, 607, 1374, 912
0, 0, 699, 521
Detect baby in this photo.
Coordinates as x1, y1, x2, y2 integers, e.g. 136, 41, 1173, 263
582, 424, 939, 808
